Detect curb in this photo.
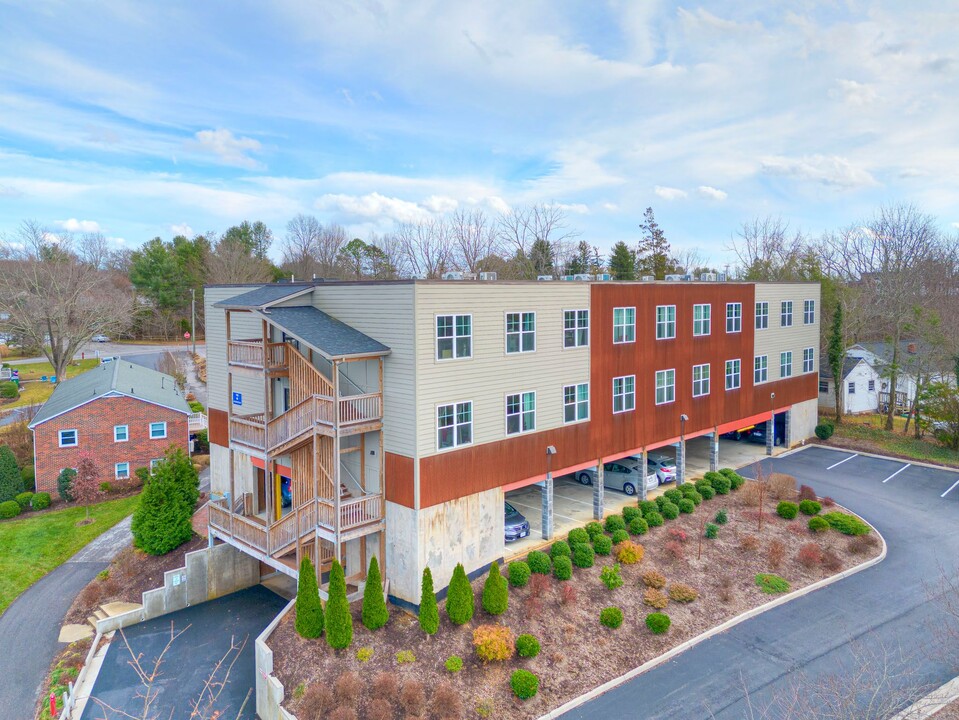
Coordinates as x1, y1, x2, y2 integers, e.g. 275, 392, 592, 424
537, 524, 888, 720
890, 675, 959, 720
811, 442, 959, 476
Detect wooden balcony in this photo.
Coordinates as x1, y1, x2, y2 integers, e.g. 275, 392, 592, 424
227, 340, 287, 372
229, 413, 266, 453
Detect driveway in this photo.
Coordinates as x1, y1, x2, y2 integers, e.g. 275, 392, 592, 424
561, 445, 959, 719
80, 585, 286, 720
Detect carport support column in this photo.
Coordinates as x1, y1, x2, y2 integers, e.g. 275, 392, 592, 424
784, 408, 792, 448
709, 429, 719, 472
593, 460, 604, 521
765, 417, 774, 456
541, 476, 554, 541
676, 441, 686, 485
640, 448, 648, 501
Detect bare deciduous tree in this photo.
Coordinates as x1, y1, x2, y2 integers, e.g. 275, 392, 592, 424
396, 220, 452, 279
728, 216, 812, 281
449, 208, 497, 274
496, 204, 579, 279
281, 214, 347, 280
205, 233, 274, 285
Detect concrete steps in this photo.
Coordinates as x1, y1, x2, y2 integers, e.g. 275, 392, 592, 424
83, 601, 143, 631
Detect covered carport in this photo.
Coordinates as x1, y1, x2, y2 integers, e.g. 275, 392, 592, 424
684, 408, 793, 479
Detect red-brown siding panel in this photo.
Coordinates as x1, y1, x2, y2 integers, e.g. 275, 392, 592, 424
385, 452, 415, 509
209, 408, 229, 447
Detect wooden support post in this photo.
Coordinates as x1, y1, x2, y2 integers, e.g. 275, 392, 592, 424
333, 360, 342, 573
360, 434, 366, 492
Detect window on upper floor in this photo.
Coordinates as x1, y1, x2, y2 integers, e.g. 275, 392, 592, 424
115, 462, 130, 479
613, 375, 636, 413
655, 369, 675, 405
781, 351, 793, 378
848, 381, 856, 394
437, 314, 472, 360
726, 303, 742, 333
438, 401, 472, 450
113, 425, 128, 442
781, 301, 793, 327
563, 383, 589, 423
506, 392, 536, 435
755, 355, 768, 384
505, 312, 536, 354
149, 422, 167, 439
868, 379, 876, 392
692, 363, 710, 397
693, 304, 711, 336
655, 305, 676, 339
755, 301, 769, 330
804, 299, 816, 325
563, 309, 589, 348
803, 347, 815, 373
58, 429, 77, 447
725, 359, 741, 390
613, 307, 636, 344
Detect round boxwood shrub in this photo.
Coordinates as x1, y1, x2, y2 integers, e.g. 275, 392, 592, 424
510, 669, 539, 700
822, 511, 871, 536
808, 516, 830, 533
572, 542, 595, 568
703, 470, 724, 485
776, 501, 799, 520
32, 492, 51, 510
698, 484, 715, 500
682, 488, 703, 505
663, 488, 683, 504
15, 492, 34, 511
0, 381, 17, 399
645, 612, 671, 634
611, 529, 629, 544
722, 470, 745, 490
639, 500, 658, 515
799, 499, 821, 516
629, 516, 648, 535
677, 499, 695, 514
552, 555, 573, 580
622, 506, 640, 523
527, 551, 551, 574
593, 534, 613, 555
644, 510, 664, 527
604, 514, 626, 534
508, 561, 531, 588
0, 500, 21, 519
568, 527, 590, 546
660, 502, 680, 520
516, 633, 541, 658
585, 521, 604, 540
445, 655, 463, 673
815, 422, 835, 440
654, 495, 671, 511
550, 540, 571, 559
710, 474, 732, 495
600, 606, 623, 629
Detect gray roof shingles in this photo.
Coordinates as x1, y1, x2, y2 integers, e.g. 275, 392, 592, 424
214, 284, 314, 309
258, 306, 390, 359
819, 356, 864, 381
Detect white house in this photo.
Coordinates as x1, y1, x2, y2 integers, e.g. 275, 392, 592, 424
847, 341, 954, 413
819, 356, 882, 414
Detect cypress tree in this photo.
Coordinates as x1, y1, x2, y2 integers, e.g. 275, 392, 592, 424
419, 567, 439, 636
828, 303, 845, 424
131, 464, 193, 555
361, 555, 389, 631
445, 562, 475, 625
481, 561, 509, 616
294, 557, 324, 639
325, 559, 353, 649
0, 446, 23, 503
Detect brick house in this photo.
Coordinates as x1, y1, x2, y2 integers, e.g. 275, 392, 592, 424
29, 361, 191, 494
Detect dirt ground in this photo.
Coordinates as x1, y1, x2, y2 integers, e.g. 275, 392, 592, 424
271, 482, 882, 720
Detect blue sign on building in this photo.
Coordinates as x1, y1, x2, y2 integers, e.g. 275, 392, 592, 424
232, 392, 242, 406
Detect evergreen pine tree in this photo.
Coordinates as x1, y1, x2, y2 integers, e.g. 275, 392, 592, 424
131, 464, 193, 555
325, 559, 353, 649
445, 562, 475, 625
637, 207, 675, 279
608, 241, 636, 281
294, 557, 325, 639
481, 561, 509, 616
0, 446, 23, 503
419, 567, 439, 636
161, 446, 200, 509
361, 555, 389, 630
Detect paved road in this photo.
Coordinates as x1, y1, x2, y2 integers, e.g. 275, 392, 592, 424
561, 446, 959, 720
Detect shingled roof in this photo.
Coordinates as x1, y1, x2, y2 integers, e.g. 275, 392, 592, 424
255, 306, 390, 360
214, 283, 316, 309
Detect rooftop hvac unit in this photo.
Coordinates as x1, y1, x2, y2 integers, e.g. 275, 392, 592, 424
412, 273, 428, 280
479, 272, 498, 281
595, 273, 612, 281
442, 271, 464, 281
641, 275, 655, 282
664, 274, 684, 282
536, 275, 554, 281
562, 275, 575, 281
681, 274, 694, 281
716, 272, 728, 282
700, 272, 718, 281
573, 273, 593, 281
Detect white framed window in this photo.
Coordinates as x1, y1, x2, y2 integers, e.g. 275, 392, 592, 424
848, 381, 856, 394
781, 351, 793, 378
803, 347, 815, 373
693, 304, 711, 336
613, 375, 636, 413
754, 355, 768, 384
114, 425, 128, 443
150, 458, 163, 471
505, 312, 535, 354
655, 305, 676, 339
868, 379, 876, 392
755, 301, 769, 330
692, 363, 710, 397
803, 299, 816, 325
563, 309, 589, 348
149, 421, 167, 439
436, 314, 472, 360
726, 303, 742, 333
819, 380, 830, 393
655, 369, 675, 405
115, 462, 130, 479
781, 301, 793, 327
506, 392, 536, 435
725, 359, 741, 390
437, 401, 472, 450
563, 383, 590, 423
58, 429, 78, 447
613, 307, 636, 344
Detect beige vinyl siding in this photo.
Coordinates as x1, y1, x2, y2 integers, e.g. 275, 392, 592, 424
205, 286, 267, 415
753, 283, 821, 384
413, 283, 590, 458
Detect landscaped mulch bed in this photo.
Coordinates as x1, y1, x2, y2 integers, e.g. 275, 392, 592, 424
270, 480, 882, 720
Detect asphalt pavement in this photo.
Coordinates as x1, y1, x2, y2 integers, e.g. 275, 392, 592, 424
560, 445, 959, 719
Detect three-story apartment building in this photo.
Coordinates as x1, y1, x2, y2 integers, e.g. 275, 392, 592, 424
204, 279, 820, 606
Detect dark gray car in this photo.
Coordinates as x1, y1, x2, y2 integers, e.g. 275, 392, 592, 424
505, 502, 530, 542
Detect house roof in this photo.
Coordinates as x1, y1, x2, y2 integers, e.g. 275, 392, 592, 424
848, 340, 926, 374
29, 361, 191, 427
214, 283, 315, 309
819, 356, 867, 381
254, 306, 390, 360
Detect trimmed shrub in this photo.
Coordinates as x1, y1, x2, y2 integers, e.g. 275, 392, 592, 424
660, 501, 680, 520
473, 624, 514, 662
815, 423, 834, 440
683, 488, 703, 505
593, 534, 613, 555
798, 484, 818, 501
704, 523, 719, 539
482, 561, 509, 615
600, 606, 623, 629
628, 516, 649, 535
714, 508, 728, 524
808, 516, 830, 533
572, 542, 595, 568
654, 495, 671, 511
516, 633, 541, 658
508, 561, 531, 588
0, 500, 20, 519
643, 588, 669, 609
739, 534, 760, 552
510, 669, 539, 700
552, 555, 573, 580
527, 551, 551, 575
848, 534, 880, 555
668, 527, 688, 543
362, 556, 389, 630
419, 567, 439, 635
644, 511, 664, 527
611, 528, 629, 544
776, 501, 799, 520
767, 539, 786, 570
709, 474, 732, 495
326, 559, 353, 649
823, 512, 871, 535
445, 655, 463, 673
698, 484, 715, 500
695, 478, 713, 495
769, 473, 797, 500
622, 506, 641, 523
668, 583, 699, 603
639, 500, 658, 515
721, 469, 745, 490
550, 540, 571, 559
585, 521, 604, 540
600, 563, 624, 590
822, 549, 843, 572
663, 488, 683, 504
616, 540, 644, 564
356, 647, 373, 662
641, 569, 667, 588
797, 543, 823, 569
446, 563, 475, 625
604, 515, 626, 534
799, 499, 822, 516
568, 528, 589, 546
645, 612, 671, 634
294, 557, 325, 639
57, 467, 76, 502
396, 650, 416, 664
755, 573, 790, 594
15, 492, 34, 510
131, 462, 192, 556
703, 471, 724, 485
678, 498, 695, 514
31, 492, 51, 510
0, 381, 17, 399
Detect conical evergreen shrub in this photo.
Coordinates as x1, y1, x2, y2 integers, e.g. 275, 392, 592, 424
294, 557, 324, 639
131, 464, 192, 555
361, 555, 389, 630
419, 567, 439, 635
481, 561, 508, 615
325, 559, 353, 649
445, 562, 474, 625
0, 446, 23, 503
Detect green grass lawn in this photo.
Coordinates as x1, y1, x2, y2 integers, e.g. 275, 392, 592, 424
0, 493, 141, 614
830, 414, 959, 468
1, 358, 100, 410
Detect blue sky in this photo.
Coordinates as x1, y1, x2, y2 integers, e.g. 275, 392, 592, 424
1, 1, 957, 266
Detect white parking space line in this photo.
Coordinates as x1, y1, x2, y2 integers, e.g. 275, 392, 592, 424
882, 464, 911, 483
941, 479, 959, 498
553, 492, 596, 507
506, 499, 576, 523
827, 453, 859, 470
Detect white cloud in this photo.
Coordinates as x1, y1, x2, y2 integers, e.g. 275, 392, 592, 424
654, 185, 687, 201
831, 79, 878, 108
192, 129, 263, 169
697, 185, 728, 201
56, 218, 101, 233
600, 202, 619, 211
951, 222, 959, 230
483, 196, 511, 215
760, 155, 877, 188
546, 202, 589, 214
422, 195, 458, 213
171, 223, 194, 237
315, 192, 433, 224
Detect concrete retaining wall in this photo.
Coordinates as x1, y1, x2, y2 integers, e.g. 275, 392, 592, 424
255, 599, 296, 720
96, 542, 260, 634
790, 397, 819, 444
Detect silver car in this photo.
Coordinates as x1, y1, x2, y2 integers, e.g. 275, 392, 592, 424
646, 453, 677, 484
576, 459, 658, 496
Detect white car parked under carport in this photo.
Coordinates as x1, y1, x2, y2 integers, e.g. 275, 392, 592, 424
574, 458, 658, 496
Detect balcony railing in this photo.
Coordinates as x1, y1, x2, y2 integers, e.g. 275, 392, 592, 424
230, 413, 266, 450
228, 340, 287, 370
317, 494, 383, 532
188, 412, 208, 431
339, 393, 383, 426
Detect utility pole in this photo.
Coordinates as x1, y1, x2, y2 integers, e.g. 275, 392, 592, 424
191, 288, 196, 355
